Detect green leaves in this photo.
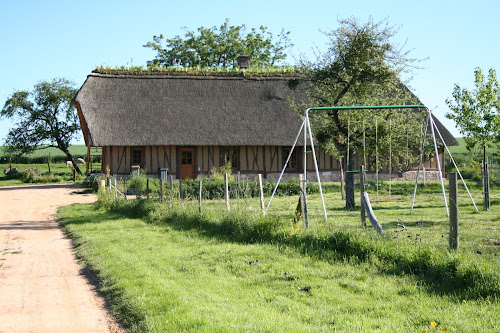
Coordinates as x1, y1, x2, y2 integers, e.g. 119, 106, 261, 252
445, 67, 500, 151
300, 17, 424, 171
144, 19, 292, 69
1, 78, 81, 172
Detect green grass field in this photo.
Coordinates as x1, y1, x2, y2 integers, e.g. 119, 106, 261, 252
58, 184, 499, 332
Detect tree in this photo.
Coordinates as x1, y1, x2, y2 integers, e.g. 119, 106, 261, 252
144, 19, 292, 69
297, 17, 424, 209
1, 78, 83, 174
446, 67, 500, 210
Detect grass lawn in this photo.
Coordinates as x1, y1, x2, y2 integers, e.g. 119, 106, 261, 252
58, 184, 499, 332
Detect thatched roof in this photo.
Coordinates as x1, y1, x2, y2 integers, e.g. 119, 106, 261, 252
73, 72, 458, 147
73, 73, 307, 147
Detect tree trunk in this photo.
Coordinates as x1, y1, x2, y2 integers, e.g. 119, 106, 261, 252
61, 146, 82, 175
345, 154, 355, 209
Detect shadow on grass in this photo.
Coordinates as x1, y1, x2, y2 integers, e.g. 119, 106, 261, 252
62, 199, 499, 302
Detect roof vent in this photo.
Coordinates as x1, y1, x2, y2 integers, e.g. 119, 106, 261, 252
237, 55, 250, 69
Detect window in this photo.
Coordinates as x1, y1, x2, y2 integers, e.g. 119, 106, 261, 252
283, 148, 298, 170
222, 147, 239, 169
181, 150, 193, 165
132, 148, 143, 165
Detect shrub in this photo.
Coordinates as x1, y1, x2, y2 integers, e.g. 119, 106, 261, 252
22, 168, 39, 183
83, 174, 105, 192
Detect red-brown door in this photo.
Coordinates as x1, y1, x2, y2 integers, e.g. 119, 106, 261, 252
179, 148, 196, 179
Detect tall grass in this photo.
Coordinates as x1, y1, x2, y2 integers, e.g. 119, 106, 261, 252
59, 189, 499, 332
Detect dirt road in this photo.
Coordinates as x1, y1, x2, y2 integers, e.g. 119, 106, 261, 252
0, 184, 123, 333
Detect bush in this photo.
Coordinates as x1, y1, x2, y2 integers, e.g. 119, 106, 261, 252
83, 174, 105, 192
22, 168, 39, 183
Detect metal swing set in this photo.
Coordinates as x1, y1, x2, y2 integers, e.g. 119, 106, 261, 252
264, 105, 478, 228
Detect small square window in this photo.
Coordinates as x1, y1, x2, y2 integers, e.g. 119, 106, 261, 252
181, 151, 193, 165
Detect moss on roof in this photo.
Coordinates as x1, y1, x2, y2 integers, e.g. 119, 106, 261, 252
93, 65, 303, 78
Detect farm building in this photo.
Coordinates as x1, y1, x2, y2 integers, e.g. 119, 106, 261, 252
72, 69, 458, 180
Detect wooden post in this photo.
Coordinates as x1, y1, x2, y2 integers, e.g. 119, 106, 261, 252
146, 178, 150, 200
114, 178, 118, 199
449, 172, 459, 249
224, 173, 230, 211
107, 177, 111, 194
170, 175, 174, 192
299, 174, 308, 228
73, 169, 76, 182
160, 178, 163, 203
86, 145, 90, 176
483, 157, 490, 211
179, 179, 183, 199
47, 153, 51, 174
124, 179, 127, 200
198, 179, 202, 214
258, 174, 265, 213
237, 171, 241, 200
423, 167, 426, 185
360, 165, 366, 229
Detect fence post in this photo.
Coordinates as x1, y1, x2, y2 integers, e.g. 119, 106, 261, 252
170, 175, 174, 192
160, 178, 163, 203
146, 178, 150, 200
483, 157, 490, 211
198, 179, 203, 214
179, 179, 183, 199
258, 174, 265, 213
114, 178, 118, 199
360, 165, 366, 229
449, 172, 459, 249
107, 177, 111, 194
124, 179, 127, 200
299, 174, 308, 228
73, 169, 76, 182
225, 173, 230, 211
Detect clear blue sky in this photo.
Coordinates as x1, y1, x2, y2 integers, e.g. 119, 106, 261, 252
1, 0, 498, 144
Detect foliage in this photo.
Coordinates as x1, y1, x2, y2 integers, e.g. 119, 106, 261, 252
83, 174, 105, 192
93, 65, 300, 76
209, 162, 234, 182
144, 19, 292, 69
21, 167, 39, 183
0, 79, 83, 174
296, 17, 425, 208
446, 67, 500, 155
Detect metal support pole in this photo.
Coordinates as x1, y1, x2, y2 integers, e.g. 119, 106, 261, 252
429, 111, 449, 216
305, 112, 328, 222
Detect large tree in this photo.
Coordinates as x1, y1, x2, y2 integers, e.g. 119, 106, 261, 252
297, 17, 424, 208
144, 19, 292, 68
446, 67, 500, 210
1, 78, 83, 174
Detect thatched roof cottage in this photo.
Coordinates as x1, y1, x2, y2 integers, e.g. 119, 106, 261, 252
72, 69, 457, 180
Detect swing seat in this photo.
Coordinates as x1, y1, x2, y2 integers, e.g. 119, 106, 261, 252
361, 192, 384, 234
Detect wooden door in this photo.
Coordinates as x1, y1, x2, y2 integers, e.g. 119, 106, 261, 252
179, 148, 196, 179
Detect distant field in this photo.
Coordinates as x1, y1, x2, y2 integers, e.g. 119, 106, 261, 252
449, 137, 500, 156
0, 145, 101, 158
